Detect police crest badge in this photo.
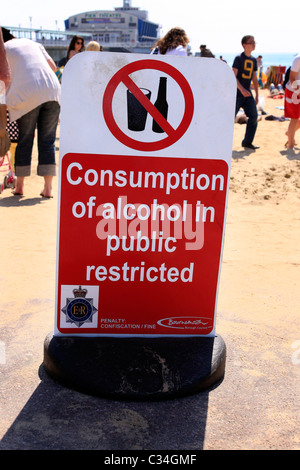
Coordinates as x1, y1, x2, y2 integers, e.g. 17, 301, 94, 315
61, 285, 98, 327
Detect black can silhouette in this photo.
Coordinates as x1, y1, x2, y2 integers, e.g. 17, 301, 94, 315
152, 77, 168, 133
127, 88, 151, 131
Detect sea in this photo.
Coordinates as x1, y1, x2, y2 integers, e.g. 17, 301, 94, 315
214, 52, 297, 70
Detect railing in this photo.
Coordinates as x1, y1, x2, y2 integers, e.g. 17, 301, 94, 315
36, 38, 71, 48
3, 26, 155, 51
3, 25, 91, 40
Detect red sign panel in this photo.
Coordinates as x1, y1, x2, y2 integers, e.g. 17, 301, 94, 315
56, 153, 228, 335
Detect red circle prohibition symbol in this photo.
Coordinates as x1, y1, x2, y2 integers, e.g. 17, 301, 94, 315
102, 59, 194, 152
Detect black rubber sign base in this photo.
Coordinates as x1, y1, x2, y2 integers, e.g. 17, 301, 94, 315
43, 333, 226, 400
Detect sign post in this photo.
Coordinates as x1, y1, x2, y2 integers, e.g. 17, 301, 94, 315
44, 52, 236, 399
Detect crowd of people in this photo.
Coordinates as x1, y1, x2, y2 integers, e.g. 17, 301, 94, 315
0, 25, 299, 198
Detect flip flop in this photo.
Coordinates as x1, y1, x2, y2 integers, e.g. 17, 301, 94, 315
40, 193, 53, 198
285, 141, 297, 148
12, 191, 24, 196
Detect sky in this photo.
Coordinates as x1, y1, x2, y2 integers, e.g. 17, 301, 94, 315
1, 0, 299, 55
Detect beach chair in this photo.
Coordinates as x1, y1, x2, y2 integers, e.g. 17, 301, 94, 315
266, 66, 286, 88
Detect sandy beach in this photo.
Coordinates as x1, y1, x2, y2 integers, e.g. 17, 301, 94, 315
0, 87, 299, 450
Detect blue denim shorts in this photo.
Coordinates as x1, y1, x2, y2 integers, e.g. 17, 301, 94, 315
15, 101, 60, 177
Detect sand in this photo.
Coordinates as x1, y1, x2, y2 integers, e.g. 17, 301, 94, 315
0, 87, 299, 450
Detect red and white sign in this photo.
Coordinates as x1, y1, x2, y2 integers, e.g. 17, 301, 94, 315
55, 52, 236, 336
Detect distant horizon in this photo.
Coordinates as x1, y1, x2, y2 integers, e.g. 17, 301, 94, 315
216, 51, 297, 55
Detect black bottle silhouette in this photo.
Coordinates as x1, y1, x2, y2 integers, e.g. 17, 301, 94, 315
152, 77, 168, 133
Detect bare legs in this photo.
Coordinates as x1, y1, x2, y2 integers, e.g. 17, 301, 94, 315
286, 118, 300, 149
14, 175, 54, 198
13, 102, 59, 197
40, 175, 53, 198
13, 176, 25, 195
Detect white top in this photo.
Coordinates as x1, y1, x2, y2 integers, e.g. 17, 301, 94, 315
151, 45, 187, 56
165, 45, 187, 56
286, 53, 300, 92
5, 38, 60, 121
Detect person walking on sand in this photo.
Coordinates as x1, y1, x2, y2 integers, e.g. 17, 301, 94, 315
284, 53, 300, 149
232, 35, 259, 150
2, 27, 60, 198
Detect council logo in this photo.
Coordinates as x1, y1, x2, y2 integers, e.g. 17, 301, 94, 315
157, 316, 213, 331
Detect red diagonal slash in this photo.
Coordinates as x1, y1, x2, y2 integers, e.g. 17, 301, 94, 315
122, 74, 175, 136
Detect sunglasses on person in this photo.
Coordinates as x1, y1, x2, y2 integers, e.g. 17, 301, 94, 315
76, 41, 83, 45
